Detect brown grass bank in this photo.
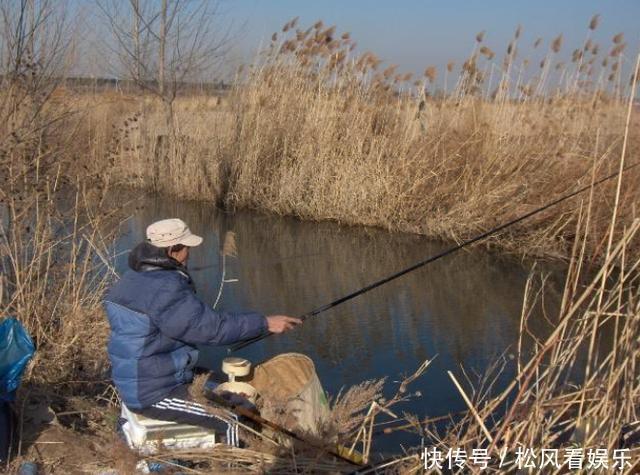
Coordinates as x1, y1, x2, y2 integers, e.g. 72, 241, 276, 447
81, 20, 640, 260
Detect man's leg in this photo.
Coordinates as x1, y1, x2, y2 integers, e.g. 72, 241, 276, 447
131, 385, 239, 446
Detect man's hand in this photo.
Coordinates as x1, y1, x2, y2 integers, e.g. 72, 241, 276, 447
266, 315, 302, 334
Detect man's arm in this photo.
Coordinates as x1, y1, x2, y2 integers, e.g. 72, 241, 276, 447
149, 278, 267, 345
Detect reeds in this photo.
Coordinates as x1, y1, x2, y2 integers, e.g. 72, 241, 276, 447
0, 74, 123, 470
2, 13, 640, 474
392, 213, 640, 473
90, 18, 639, 260
380, 55, 640, 473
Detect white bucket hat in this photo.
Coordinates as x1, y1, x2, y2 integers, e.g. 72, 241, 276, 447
146, 218, 203, 248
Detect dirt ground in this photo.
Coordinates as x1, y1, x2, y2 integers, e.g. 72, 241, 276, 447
11, 398, 139, 474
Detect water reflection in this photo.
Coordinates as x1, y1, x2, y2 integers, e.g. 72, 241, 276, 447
114, 192, 565, 453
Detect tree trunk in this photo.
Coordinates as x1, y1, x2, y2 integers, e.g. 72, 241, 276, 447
131, 0, 141, 84
158, 0, 167, 98
154, 98, 174, 191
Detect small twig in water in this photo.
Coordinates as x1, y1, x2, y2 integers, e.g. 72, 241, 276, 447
213, 231, 238, 309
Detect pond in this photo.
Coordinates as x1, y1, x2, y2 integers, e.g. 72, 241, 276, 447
114, 192, 568, 455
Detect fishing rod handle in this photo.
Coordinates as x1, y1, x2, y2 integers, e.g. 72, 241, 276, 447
228, 313, 311, 353
228, 332, 270, 352
208, 393, 362, 466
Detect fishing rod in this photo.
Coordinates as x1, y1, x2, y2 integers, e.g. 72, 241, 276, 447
229, 162, 640, 353
207, 392, 363, 467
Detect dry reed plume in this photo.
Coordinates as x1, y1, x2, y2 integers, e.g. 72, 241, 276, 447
88, 18, 640, 260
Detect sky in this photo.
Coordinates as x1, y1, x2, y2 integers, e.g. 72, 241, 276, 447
220, 0, 640, 80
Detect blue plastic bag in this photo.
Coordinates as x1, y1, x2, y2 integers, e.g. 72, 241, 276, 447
0, 318, 35, 401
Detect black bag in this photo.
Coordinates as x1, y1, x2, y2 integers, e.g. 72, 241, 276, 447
0, 401, 12, 463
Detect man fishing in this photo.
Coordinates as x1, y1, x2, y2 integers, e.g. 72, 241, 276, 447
103, 218, 301, 437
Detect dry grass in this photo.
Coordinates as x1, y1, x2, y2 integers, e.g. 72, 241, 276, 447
80, 19, 640, 260
0, 77, 124, 470
390, 215, 640, 474
327, 378, 386, 440
0, 80, 116, 384
382, 54, 640, 474
2, 14, 640, 474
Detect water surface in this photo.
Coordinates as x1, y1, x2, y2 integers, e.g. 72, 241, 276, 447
114, 193, 567, 454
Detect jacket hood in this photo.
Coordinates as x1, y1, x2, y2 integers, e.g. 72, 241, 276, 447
128, 242, 191, 280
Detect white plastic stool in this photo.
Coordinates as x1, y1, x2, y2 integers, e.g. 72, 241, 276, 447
119, 404, 218, 454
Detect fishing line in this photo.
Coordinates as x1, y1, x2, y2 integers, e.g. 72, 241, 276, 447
229, 162, 640, 353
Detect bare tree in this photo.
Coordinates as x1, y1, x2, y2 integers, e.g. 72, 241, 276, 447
0, 0, 73, 92
158, 0, 166, 97
0, 0, 79, 302
97, 0, 234, 129
131, 0, 141, 81
0, 0, 76, 165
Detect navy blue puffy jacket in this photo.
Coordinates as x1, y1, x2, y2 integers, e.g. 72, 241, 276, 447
103, 243, 267, 409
